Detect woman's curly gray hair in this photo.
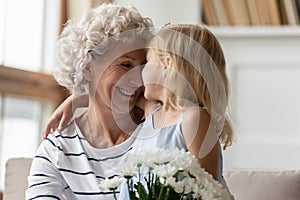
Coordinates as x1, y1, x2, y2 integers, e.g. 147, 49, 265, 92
53, 3, 153, 94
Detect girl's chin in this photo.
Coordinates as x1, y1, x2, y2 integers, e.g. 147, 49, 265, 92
144, 92, 156, 101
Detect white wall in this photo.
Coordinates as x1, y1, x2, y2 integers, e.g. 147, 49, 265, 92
211, 27, 300, 170
113, 0, 201, 27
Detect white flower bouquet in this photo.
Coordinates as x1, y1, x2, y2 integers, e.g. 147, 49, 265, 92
100, 148, 231, 200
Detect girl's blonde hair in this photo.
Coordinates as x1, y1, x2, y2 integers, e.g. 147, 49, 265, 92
149, 24, 233, 149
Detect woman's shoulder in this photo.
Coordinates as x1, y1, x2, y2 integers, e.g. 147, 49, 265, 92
42, 120, 79, 149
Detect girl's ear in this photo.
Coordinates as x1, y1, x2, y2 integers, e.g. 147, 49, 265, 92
163, 55, 173, 69
83, 63, 93, 81
161, 55, 173, 79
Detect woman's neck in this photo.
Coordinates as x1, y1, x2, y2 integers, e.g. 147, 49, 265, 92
77, 104, 132, 148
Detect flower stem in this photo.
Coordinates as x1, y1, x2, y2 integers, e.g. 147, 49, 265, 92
164, 187, 170, 200
157, 185, 165, 200
113, 189, 117, 200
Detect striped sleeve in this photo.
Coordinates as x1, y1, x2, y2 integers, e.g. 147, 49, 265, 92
26, 134, 66, 200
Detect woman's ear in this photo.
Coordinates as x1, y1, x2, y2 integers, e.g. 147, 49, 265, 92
83, 63, 93, 81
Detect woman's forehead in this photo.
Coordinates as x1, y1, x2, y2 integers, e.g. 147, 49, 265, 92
120, 49, 146, 60
106, 49, 146, 66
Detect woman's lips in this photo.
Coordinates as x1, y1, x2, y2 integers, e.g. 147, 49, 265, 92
116, 86, 135, 96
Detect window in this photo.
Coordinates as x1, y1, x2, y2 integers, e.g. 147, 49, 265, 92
0, 95, 54, 189
0, 0, 60, 72
0, 0, 62, 190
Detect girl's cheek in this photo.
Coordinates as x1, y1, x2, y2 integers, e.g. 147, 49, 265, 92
142, 63, 165, 86
141, 65, 150, 83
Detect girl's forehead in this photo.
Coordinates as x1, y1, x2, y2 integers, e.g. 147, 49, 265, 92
146, 49, 161, 60
146, 49, 154, 56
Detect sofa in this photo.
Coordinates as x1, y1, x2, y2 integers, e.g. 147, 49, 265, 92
3, 158, 300, 200
3, 158, 32, 200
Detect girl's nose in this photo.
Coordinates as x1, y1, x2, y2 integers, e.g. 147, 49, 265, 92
140, 63, 146, 71
128, 66, 143, 86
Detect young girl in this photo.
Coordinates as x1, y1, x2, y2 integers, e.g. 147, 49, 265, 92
44, 24, 234, 197
132, 23, 233, 181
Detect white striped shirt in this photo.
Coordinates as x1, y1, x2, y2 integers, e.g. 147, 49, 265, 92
26, 120, 140, 200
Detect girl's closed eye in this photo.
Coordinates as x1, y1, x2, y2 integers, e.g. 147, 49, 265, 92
141, 60, 147, 65
140, 60, 147, 70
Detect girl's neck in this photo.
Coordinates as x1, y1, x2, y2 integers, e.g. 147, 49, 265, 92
161, 102, 173, 111
153, 103, 182, 129
160, 99, 181, 112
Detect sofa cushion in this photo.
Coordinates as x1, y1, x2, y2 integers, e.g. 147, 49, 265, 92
4, 158, 33, 200
223, 170, 300, 200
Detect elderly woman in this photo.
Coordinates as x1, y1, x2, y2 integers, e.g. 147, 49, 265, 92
26, 4, 153, 200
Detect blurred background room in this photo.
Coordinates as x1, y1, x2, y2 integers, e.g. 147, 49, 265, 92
0, 0, 300, 199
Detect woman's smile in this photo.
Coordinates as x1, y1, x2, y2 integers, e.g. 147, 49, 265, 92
116, 86, 135, 96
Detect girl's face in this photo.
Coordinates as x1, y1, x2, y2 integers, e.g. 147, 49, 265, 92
90, 49, 146, 113
142, 49, 166, 102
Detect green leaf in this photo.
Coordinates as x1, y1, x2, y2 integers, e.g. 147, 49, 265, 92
157, 185, 167, 200
136, 182, 148, 200
126, 179, 138, 200
152, 175, 162, 199
128, 190, 138, 200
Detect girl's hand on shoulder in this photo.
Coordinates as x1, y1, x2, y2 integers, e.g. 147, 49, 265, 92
42, 96, 74, 139
42, 93, 89, 139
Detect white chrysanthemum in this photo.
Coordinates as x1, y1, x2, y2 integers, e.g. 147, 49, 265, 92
99, 177, 123, 190
147, 149, 174, 164
181, 176, 196, 194
155, 163, 178, 178
165, 176, 184, 194
173, 151, 199, 171
133, 148, 177, 169
118, 148, 232, 200
193, 171, 232, 200
117, 162, 139, 178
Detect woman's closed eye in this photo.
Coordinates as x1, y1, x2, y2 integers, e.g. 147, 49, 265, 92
121, 63, 132, 68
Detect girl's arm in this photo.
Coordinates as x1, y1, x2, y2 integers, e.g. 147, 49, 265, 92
181, 107, 219, 180
43, 92, 158, 139
42, 93, 89, 139
43, 92, 154, 138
